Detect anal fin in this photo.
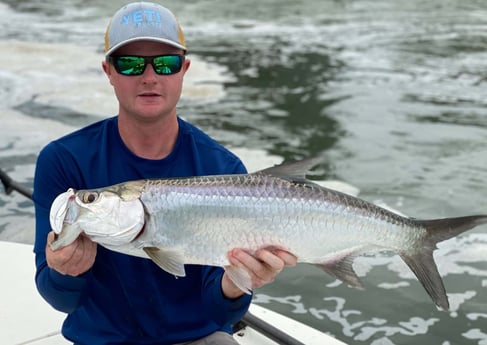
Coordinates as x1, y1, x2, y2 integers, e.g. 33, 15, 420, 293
316, 252, 364, 290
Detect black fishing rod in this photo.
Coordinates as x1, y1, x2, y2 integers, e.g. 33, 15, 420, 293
0, 167, 305, 345
0, 169, 33, 199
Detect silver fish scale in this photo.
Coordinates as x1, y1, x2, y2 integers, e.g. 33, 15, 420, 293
137, 174, 425, 265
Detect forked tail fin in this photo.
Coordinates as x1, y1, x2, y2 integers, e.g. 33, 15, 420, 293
401, 215, 487, 310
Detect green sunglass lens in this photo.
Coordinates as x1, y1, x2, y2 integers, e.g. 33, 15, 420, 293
116, 56, 145, 75
153, 56, 182, 75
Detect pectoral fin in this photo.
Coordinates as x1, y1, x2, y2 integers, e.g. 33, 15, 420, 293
143, 247, 186, 277
224, 266, 253, 294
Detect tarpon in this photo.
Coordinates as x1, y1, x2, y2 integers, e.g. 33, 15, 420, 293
49, 158, 487, 310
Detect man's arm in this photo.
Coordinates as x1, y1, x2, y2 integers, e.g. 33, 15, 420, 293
33, 144, 94, 313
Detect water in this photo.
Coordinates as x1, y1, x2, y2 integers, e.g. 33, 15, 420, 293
1, 1, 487, 344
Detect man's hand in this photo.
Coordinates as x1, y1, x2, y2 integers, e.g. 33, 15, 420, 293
222, 248, 297, 299
46, 231, 97, 276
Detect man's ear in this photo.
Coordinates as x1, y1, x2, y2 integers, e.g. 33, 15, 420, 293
102, 60, 115, 86
182, 58, 191, 74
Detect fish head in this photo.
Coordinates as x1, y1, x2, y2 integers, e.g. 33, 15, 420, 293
49, 185, 145, 250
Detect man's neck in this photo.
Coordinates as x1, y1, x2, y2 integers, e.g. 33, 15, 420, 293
117, 114, 179, 160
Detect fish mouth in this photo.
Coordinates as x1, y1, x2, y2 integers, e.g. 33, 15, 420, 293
50, 188, 77, 234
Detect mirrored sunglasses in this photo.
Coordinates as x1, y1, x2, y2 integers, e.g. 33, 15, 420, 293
107, 55, 185, 76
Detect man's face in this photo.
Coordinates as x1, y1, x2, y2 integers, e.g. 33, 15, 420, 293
103, 40, 189, 122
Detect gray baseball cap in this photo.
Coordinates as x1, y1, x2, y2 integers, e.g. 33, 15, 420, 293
104, 2, 187, 56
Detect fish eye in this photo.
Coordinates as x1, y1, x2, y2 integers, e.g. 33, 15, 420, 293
81, 192, 99, 203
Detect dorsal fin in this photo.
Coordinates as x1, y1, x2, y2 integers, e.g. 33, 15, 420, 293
254, 156, 322, 178
253, 156, 323, 186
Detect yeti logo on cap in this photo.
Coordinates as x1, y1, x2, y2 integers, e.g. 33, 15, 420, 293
122, 10, 162, 27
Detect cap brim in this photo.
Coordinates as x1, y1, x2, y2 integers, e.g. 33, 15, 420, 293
105, 37, 187, 56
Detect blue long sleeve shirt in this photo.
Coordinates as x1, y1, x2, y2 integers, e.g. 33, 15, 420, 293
33, 116, 251, 345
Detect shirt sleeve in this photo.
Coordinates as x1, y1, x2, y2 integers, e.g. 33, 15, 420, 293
32, 142, 89, 313
201, 266, 252, 327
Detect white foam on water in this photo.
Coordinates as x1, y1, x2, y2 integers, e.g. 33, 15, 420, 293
436, 233, 487, 266
254, 293, 445, 343
183, 56, 231, 104
0, 40, 231, 118
0, 109, 74, 158
371, 338, 395, 345
447, 291, 477, 316
229, 148, 282, 172
377, 281, 410, 290
467, 313, 487, 322
0, 40, 116, 116
462, 329, 487, 345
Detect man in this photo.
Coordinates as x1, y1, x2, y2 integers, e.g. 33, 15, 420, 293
32, 2, 296, 344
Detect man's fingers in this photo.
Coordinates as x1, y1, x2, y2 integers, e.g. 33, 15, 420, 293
228, 249, 256, 269
47, 231, 56, 246
227, 248, 296, 289
274, 249, 298, 267
255, 249, 285, 272
45, 232, 96, 276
